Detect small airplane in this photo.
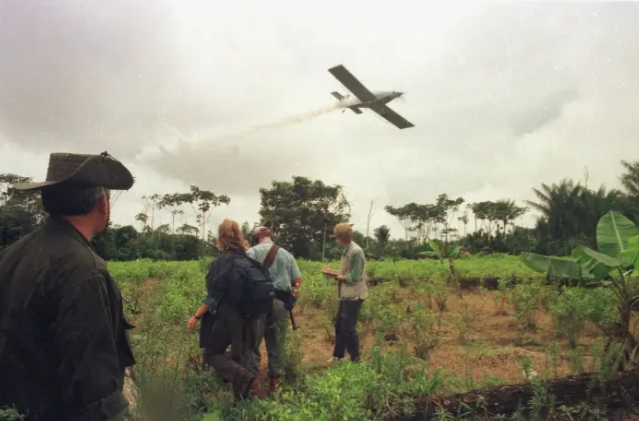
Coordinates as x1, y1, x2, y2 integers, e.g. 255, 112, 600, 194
328, 64, 414, 130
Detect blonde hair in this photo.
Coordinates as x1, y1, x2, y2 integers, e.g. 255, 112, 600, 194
216, 219, 247, 252
333, 223, 353, 243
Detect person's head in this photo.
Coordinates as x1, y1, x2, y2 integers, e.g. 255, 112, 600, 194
41, 185, 111, 238
333, 223, 354, 247
217, 219, 248, 252
251, 226, 274, 246
13, 151, 134, 241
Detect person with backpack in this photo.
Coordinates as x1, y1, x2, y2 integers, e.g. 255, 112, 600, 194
187, 219, 274, 402
246, 227, 302, 394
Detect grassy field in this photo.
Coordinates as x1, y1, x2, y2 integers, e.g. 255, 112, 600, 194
111, 254, 626, 421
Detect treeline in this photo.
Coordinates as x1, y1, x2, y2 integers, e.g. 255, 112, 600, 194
1, 161, 638, 261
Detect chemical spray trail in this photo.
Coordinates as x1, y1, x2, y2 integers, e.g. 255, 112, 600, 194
169, 103, 341, 147
136, 103, 342, 163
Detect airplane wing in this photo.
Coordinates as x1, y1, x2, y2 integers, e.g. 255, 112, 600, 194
328, 65, 377, 102
369, 104, 415, 129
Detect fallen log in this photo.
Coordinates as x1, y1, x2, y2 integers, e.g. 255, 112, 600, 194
393, 369, 639, 420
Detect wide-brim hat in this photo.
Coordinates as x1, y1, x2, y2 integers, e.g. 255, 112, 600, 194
13, 151, 135, 191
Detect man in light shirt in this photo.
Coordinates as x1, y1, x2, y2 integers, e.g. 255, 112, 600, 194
246, 227, 302, 393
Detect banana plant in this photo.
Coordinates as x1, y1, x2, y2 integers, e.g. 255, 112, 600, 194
428, 238, 461, 275
521, 211, 639, 368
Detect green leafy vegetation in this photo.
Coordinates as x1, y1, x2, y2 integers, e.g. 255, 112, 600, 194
2, 162, 639, 420
99, 254, 636, 420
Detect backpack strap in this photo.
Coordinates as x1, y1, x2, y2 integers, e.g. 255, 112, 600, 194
263, 245, 280, 269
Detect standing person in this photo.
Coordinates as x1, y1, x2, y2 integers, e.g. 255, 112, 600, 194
246, 227, 302, 394
187, 219, 273, 402
322, 223, 369, 363
0, 152, 136, 421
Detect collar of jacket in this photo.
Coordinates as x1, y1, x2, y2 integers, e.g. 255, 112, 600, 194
341, 241, 354, 256
46, 215, 93, 248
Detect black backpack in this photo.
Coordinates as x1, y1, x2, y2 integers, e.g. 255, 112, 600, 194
227, 250, 276, 318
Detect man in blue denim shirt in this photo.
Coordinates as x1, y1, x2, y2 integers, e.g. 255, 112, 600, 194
246, 227, 302, 393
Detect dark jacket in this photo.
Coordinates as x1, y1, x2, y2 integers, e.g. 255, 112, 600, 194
0, 216, 135, 421
202, 249, 246, 314
199, 249, 244, 349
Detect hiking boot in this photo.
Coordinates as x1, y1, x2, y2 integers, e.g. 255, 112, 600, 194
268, 376, 282, 394
232, 372, 257, 402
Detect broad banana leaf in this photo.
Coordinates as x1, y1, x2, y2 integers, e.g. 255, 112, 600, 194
450, 246, 462, 258
571, 244, 620, 279
520, 252, 593, 280
428, 239, 442, 259
597, 211, 639, 261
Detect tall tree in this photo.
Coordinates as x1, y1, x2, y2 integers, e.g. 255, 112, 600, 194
142, 194, 161, 230
157, 193, 185, 234
173, 186, 231, 243
0, 174, 46, 251
432, 194, 465, 243
258, 176, 350, 259
384, 203, 416, 240
411, 203, 438, 242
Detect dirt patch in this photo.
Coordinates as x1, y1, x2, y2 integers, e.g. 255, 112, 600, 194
288, 288, 602, 386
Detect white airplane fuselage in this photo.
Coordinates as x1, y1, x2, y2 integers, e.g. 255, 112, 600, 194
337, 91, 404, 111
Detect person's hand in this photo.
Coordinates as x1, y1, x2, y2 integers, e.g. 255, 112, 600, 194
124, 367, 132, 378
187, 316, 199, 331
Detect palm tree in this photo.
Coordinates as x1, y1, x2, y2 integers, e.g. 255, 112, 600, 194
620, 160, 639, 197
493, 199, 527, 233
374, 225, 390, 245
620, 160, 639, 221
527, 179, 625, 254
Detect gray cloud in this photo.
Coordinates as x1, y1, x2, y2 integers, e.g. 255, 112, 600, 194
1, 1, 639, 235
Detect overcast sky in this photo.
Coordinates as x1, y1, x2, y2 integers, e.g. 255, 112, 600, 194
1, 1, 638, 239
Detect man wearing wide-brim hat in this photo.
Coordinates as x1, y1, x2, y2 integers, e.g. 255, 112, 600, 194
0, 152, 136, 421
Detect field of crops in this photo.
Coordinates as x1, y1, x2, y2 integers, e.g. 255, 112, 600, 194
110, 254, 625, 421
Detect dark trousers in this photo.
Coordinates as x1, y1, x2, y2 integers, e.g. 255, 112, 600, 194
333, 299, 363, 362
202, 305, 256, 399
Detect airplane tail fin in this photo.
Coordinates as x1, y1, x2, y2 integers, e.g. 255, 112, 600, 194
331, 91, 345, 100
